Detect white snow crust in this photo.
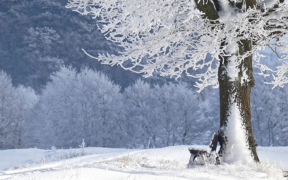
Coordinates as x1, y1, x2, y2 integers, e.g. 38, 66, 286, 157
0, 145, 287, 180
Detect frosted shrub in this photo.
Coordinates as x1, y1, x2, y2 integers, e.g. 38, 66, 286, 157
51, 146, 57, 152
79, 139, 86, 156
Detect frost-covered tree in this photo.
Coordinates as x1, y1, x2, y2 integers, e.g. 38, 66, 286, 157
0, 72, 18, 149
251, 71, 280, 147
122, 80, 155, 148
203, 89, 221, 142
123, 80, 207, 148
250, 52, 288, 146
12, 86, 38, 148
76, 68, 124, 147
275, 86, 288, 146
67, 0, 288, 163
153, 83, 207, 146
26, 67, 122, 148
0, 71, 37, 149
245, 49, 288, 146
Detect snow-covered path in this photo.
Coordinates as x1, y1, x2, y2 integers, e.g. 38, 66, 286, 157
0, 145, 287, 180
0, 148, 143, 179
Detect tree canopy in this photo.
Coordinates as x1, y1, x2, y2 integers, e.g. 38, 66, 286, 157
66, 0, 288, 92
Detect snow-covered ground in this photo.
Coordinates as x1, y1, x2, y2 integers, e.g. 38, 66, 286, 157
0, 145, 287, 180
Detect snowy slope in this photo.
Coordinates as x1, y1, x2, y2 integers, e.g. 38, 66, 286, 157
0, 145, 287, 180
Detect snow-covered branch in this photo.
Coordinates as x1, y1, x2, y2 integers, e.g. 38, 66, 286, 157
66, 0, 288, 91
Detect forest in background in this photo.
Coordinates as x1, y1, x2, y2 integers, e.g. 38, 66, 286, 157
0, 0, 205, 92
0, 0, 288, 150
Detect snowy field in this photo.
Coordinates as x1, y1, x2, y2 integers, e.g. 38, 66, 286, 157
0, 145, 288, 180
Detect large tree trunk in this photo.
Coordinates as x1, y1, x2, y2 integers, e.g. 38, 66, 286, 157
218, 40, 259, 162
194, 0, 260, 163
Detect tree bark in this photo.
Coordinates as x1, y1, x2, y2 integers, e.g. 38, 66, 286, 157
218, 40, 259, 162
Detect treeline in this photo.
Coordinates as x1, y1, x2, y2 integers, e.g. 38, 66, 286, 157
251, 68, 288, 147
0, 67, 216, 149
24, 67, 215, 149
0, 72, 38, 149
1, 66, 288, 150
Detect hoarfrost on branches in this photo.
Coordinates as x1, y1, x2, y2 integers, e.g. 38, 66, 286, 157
66, 0, 288, 91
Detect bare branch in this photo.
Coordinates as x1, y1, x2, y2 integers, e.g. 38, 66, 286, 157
268, 44, 288, 60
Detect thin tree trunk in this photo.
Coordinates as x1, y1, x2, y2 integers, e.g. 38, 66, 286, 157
218, 40, 259, 162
